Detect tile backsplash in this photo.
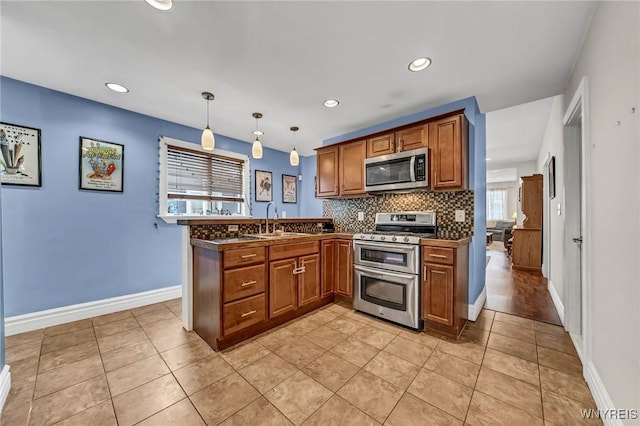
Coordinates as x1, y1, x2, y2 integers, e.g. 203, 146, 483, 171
323, 190, 474, 238
189, 221, 324, 240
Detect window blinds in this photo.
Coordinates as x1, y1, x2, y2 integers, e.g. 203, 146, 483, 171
167, 145, 245, 202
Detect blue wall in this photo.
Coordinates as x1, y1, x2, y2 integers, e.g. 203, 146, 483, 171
1, 77, 303, 316
298, 155, 323, 218
316, 97, 487, 305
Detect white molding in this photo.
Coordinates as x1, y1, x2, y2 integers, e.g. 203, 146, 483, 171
468, 286, 487, 321
548, 280, 565, 326
0, 365, 10, 412
5, 286, 181, 336
182, 226, 193, 331
584, 361, 623, 426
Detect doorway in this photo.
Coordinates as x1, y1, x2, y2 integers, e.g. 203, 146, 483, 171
562, 77, 591, 363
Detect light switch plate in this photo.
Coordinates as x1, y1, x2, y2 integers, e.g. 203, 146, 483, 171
357, 212, 364, 221
228, 224, 239, 232
455, 210, 465, 222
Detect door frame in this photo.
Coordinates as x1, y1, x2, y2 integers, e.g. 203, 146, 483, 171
562, 76, 592, 364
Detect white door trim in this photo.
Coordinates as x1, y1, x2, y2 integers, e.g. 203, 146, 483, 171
562, 76, 592, 366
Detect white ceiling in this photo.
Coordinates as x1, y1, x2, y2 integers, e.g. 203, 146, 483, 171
486, 96, 558, 165
487, 168, 518, 184
0, 1, 594, 156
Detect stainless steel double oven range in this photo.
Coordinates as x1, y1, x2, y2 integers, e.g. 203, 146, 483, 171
353, 211, 436, 329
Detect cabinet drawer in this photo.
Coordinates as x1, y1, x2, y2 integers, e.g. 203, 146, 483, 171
269, 241, 319, 261
223, 264, 266, 303
224, 247, 266, 269
422, 246, 454, 265
223, 293, 266, 336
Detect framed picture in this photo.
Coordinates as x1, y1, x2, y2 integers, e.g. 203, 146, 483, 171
79, 137, 124, 192
282, 174, 297, 203
0, 122, 42, 187
255, 170, 272, 201
549, 156, 556, 199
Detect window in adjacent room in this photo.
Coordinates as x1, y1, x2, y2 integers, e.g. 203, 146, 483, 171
158, 136, 250, 222
486, 189, 508, 220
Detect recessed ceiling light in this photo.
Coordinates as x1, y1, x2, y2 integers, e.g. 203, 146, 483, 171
144, 0, 172, 11
486, 158, 492, 161
323, 99, 340, 108
105, 82, 129, 93
408, 57, 432, 72
252, 130, 264, 136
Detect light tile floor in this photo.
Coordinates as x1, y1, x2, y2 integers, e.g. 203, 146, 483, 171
1, 299, 602, 425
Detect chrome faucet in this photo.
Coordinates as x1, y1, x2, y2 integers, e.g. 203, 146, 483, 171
266, 202, 278, 234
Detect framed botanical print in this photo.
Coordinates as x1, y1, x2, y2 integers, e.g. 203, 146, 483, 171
79, 136, 124, 192
255, 170, 272, 201
0, 122, 42, 187
282, 174, 297, 203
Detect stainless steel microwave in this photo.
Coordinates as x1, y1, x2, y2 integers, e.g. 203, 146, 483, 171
364, 147, 429, 192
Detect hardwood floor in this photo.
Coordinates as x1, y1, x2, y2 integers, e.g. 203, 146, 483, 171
485, 242, 561, 325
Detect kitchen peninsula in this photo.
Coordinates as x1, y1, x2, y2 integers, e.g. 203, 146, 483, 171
179, 218, 353, 350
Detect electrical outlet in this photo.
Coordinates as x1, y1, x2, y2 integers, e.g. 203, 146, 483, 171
281, 211, 287, 218
455, 210, 465, 222
357, 212, 364, 221
228, 224, 239, 232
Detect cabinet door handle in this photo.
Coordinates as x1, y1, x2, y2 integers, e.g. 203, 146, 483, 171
398, 139, 403, 152
241, 280, 256, 287
240, 310, 257, 318
424, 265, 427, 277
241, 253, 257, 259
429, 254, 447, 259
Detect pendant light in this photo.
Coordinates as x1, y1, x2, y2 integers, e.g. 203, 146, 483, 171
289, 126, 299, 166
251, 112, 263, 159
201, 92, 215, 151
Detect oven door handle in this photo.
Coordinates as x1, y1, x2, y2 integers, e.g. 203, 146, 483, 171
354, 241, 418, 252
353, 264, 417, 281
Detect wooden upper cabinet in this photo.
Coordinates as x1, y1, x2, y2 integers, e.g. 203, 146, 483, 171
339, 140, 366, 196
520, 174, 543, 229
366, 133, 395, 158
396, 125, 427, 152
316, 146, 339, 197
429, 113, 468, 190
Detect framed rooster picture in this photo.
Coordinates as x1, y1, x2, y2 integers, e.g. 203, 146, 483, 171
79, 137, 124, 192
255, 170, 272, 202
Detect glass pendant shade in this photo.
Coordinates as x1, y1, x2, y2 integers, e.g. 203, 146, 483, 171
252, 138, 263, 159
290, 147, 299, 166
201, 127, 215, 151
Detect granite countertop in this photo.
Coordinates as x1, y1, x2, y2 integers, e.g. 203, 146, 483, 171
192, 232, 353, 251
192, 231, 472, 251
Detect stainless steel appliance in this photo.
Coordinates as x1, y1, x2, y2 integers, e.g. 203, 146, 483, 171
364, 147, 429, 192
353, 211, 437, 329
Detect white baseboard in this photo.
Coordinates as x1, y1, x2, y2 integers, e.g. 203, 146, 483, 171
0, 365, 11, 412
584, 361, 623, 426
468, 286, 487, 321
5, 285, 181, 336
548, 280, 565, 325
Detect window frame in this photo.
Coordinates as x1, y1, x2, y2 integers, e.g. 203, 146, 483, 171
158, 136, 251, 224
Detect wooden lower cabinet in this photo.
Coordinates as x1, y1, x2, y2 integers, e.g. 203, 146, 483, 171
421, 242, 469, 338
269, 258, 298, 318
335, 239, 353, 298
193, 241, 332, 351
321, 240, 335, 297
423, 263, 454, 326
511, 228, 542, 271
298, 253, 321, 307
